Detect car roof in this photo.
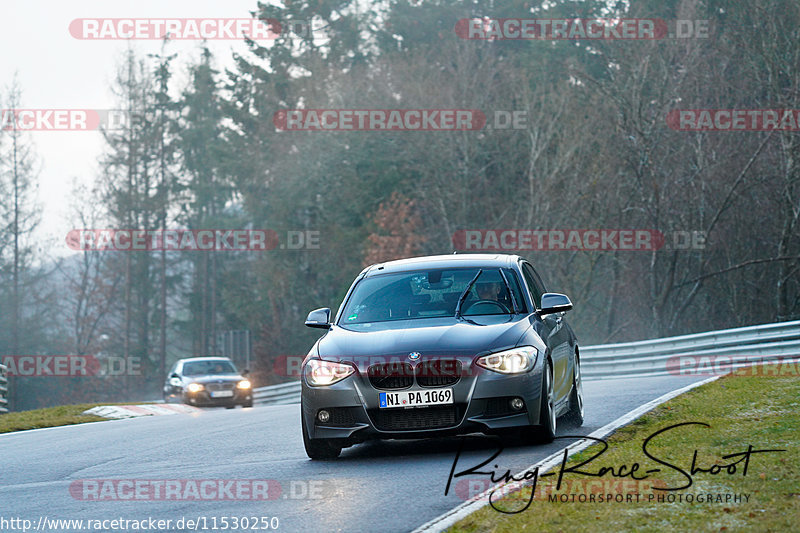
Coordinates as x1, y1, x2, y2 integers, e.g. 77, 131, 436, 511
362, 253, 520, 276
176, 357, 234, 363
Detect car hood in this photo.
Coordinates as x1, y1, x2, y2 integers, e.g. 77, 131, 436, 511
317, 315, 539, 366
183, 374, 243, 384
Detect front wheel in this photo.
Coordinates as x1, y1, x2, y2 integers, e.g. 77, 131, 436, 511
563, 357, 584, 426
537, 361, 557, 442
521, 361, 556, 444
302, 410, 342, 460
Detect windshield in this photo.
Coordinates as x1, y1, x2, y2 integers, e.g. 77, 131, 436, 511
182, 360, 237, 376
339, 268, 525, 324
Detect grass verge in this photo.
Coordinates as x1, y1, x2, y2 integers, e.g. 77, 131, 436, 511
0, 404, 113, 434
449, 374, 799, 533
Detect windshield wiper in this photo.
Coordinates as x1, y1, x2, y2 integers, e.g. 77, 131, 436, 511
455, 269, 483, 319
499, 269, 519, 314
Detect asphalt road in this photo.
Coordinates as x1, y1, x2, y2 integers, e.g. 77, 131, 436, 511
0, 375, 707, 533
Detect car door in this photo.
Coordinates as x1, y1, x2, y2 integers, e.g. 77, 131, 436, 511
521, 262, 572, 403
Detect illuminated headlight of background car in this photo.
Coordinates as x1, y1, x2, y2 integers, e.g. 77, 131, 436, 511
186, 382, 204, 393
237, 379, 252, 389
304, 359, 356, 387
476, 346, 538, 374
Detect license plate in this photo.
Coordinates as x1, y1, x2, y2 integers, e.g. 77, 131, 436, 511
379, 388, 453, 408
210, 390, 234, 398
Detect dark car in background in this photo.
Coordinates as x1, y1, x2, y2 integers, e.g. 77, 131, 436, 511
300, 254, 583, 459
163, 357, 253, 408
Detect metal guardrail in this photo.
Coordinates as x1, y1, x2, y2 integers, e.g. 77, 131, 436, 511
253, 381, 301, 405
252, 320, 800, 405
581, 319, 800, 379
0, 363, 8, 414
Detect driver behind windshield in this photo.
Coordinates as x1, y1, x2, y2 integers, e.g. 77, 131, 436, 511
475, 281, 503, 302
462, 279, 511, 314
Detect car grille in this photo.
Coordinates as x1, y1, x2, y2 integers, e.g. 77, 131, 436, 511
368, 360, 463, 389
204, 381, 236, 392
415, 360, 462, 387
369, 405, 463, 431
368, 362, 414, 390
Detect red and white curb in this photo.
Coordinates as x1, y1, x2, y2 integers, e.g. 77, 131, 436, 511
412, 375, 721, 533
83, 404, 202, 419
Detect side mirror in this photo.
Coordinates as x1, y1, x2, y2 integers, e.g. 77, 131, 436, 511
305, 307, 332, 329
242, 369, 250, 376
538, 293, 573, 315
170, 373, 180, 379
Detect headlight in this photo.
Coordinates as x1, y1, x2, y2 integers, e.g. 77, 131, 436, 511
186, 383, 204, 393
476, 346, 538, 374
237, 380, 252, 389
304, 359, 355, 387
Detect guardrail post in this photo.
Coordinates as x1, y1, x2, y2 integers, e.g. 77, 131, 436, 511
0, 363, 8, 414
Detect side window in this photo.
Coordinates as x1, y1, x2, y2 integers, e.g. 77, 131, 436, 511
521, 263, 546, 309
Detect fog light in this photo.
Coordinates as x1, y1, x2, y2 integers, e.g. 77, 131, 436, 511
317, 410, 331, 423
510, 398, 524, 411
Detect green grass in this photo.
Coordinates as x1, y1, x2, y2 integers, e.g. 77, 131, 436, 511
0, 404, 114, 433
449, 375, 799, 533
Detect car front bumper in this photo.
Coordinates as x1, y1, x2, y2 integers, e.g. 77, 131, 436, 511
302, 358, 545, 441
184, 388, 252, 406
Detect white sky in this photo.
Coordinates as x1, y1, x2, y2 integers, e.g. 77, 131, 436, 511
1, 0, 265, 257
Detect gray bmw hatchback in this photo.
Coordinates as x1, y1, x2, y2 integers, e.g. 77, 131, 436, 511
300, 254, 583, 459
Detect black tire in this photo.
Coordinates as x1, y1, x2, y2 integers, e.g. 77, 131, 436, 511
302, 411, 342, 460
521, 360, 556, 444
563, 356, 584, 427
537, 361, 557, 442
226, 405, 236, 409
242, 401, 253, 408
